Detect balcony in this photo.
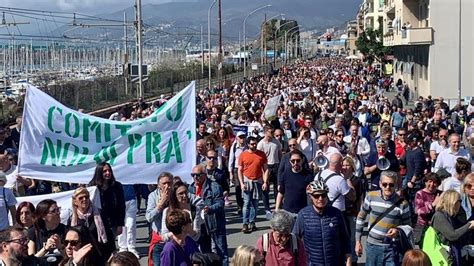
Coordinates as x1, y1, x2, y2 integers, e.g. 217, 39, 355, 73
401, 27, 433, 45
383, 27, 433, 46
384, 0, 395, 14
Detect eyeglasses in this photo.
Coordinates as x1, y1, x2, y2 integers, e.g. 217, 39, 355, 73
64, 240, 80, 247
77, 195, 89, 200
206, 156, 217, 160
311, 194, 327, 199
7, 237, 29, 245
48, 207, 61, 214
191, 173, 204, 177
381, 182, 395, 188
290, 159, 301, 164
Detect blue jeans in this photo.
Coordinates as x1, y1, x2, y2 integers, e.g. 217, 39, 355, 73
199, 230, 229, 266
152, 242, 165, 266
366, 242, 399, 266
242, 182, 262, 225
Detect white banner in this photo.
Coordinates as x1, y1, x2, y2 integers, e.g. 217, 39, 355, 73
16, 187, 101, 224
263, 95, 281, 121
18, 82, 196, 184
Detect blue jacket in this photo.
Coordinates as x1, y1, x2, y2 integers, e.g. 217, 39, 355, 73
293, 205, 350, 265
188, 178, 225, 233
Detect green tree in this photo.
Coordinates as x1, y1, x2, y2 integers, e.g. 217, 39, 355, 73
356, 27, 392, 64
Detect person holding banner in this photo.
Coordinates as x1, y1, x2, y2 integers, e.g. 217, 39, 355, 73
88, 162, 125, 239
188, 165, 229, 265
68, 187, 114, 266
27, 199, 66, 265
146, 172, 172, 266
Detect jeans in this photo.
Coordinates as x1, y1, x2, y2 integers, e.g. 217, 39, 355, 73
232, 169, 243, 209
199, 229, 229, 266
348, 215, 357, 263
242, 182, 262, 225
366, 242, 400, 266
152, 242, 165, 266
263, 164, 278, 211
118, 199, 138, 250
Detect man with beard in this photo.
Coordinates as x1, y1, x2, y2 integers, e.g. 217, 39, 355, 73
275, 150, 313, 216
0, 227, 38, 266
238, 136, 269, 233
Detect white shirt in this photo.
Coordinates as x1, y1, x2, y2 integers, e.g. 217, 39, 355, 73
300, 138, 316, 161
343, 135, 371, 157
430, 141, 448, 155
315, 169, 350, 211
441, 177, 462, 193
434, 148, 471, 177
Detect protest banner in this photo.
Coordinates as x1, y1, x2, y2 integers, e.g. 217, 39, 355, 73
18, 82, 196, 184
263, 95, 281, 121
16, 186, 100, 224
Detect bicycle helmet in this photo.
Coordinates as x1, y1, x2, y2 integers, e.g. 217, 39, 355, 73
307, 179, 329, 195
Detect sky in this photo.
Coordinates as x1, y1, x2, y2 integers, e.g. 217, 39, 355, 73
2, 0, 178, 14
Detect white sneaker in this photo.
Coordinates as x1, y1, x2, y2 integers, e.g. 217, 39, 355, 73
265, 210, 273, 220
129, 248, 140, 258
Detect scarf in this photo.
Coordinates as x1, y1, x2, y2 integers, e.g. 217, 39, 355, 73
71, 205, 108, 244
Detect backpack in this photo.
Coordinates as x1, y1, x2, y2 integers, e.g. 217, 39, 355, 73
315, 172, 341, 206
262, 232, 298, 265
421, 226, 452, 265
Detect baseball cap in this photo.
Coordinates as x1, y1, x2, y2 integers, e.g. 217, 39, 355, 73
236, 132, 246, 138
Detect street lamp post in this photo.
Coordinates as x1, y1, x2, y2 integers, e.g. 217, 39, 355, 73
284, 25, 299, 64
260, 13, 284, 65
290, 29, 302, 59
208, 0, 217, 89
273, 20, 294, 65
243, 4, 272, 78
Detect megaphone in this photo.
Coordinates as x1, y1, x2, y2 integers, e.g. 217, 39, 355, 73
376, 156, 391, 171
315, 154, 329, 168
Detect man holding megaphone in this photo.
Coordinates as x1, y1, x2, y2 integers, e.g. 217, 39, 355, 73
364, 139, 400, 191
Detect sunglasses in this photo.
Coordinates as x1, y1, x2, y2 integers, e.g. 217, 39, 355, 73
206, 143, 214, 146
48, 207, 61, 214
381, 182, 395, 188
466, 184, 474, 190
7, 237, 29, 245
311, 194, 327, 199
336, 134, 344, 137
290, 159, 301, 164
191, 173, 204, 177
206, 156, 217, 160
64, 240, 80, 247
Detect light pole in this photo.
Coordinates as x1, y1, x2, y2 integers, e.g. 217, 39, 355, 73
458, 0, 462, 105
290, 28, 302, 59
273, 20, 294, 65
284, 25, 299, 64
208, 0, 217, 89
261, 13, 284, 65
243, 4, 272, 78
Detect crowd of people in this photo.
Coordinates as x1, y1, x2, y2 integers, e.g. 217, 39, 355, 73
1, 57, 474, 266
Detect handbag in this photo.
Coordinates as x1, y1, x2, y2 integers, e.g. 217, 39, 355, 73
421, 226, 452, 265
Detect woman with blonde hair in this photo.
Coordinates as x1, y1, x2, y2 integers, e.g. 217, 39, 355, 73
231, 245, 264, 266
68, 187, 115, 266
432, 190, 474, 266
460, 173, 474, 221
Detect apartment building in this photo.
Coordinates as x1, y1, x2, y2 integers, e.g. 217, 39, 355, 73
382, 0, 473, 100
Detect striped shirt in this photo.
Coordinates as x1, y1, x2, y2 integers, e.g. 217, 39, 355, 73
355, 191, 411, 245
